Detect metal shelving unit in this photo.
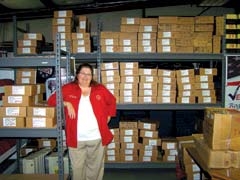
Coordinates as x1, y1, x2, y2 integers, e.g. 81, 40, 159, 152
0, 34, 69, 180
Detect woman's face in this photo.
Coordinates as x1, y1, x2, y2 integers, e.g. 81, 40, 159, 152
77, 67, 92, 87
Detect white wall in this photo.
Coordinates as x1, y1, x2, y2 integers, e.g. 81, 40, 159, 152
0, 5, 235, 43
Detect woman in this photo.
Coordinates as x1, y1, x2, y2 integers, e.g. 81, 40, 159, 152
47, 63, 116, 180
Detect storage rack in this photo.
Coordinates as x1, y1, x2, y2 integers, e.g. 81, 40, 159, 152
0, 33, 70, 180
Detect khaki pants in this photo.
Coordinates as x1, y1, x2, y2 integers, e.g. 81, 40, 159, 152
68, 139, 105, 180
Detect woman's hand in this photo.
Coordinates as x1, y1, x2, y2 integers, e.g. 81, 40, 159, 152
64, 101, 76, 119
107, 116, 111, 123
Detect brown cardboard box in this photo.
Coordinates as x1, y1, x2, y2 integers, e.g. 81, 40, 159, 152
194, 82, 215, 90
120, 76, 139, 83
177, 96, 195, 104
158, 83, 176, 91
140, 18, 158, 25
0, 106, 26, 117
17, 47, 39, 54
138, 96, 157, 103
139, 129, 158, 138
101, 45, 119, 53
0, 117, 25, 128
139, 82, 157, 90
101, 69, 119, 77
4, 85, 38, 96
100, 31, 119, 39
101, 62, 119, 70
140, 75, 158, 83
119, 32, 138, 39
177, 77, 195, 84
138, 46, 156, 53
199, 68, 217, 76
120, 68, 139, 76
158, 69, 176, 77
119, 96, 138, 103
26, 117, 56, 128
119, 46, 138, 53
138, 32, 157, 40
178, 90, 196, 97
119, 121, 138, 129
23, 33, 43, 40
105, 83, 120, 90
121, 17, 140, 25
158, 90, 176, 97
119, 39, 137, 46
52, 17, 72, 26
195, 16, 214, 24
176, 69, 195, 77
157, 38, 175, 46
157, 45, 176, 53
119, 62, 138, 70
2, 95, 36, 106
120, 135, 139, 143
71, 32, 90, 39
120, 25, 139, 32
120, 129, 138, 136
27, 106, 56, 118
177, 83, 195, 91
138, 25, 158, 32
120, 89, 138, 97
37, 138, 57, 149
52, 25, 72, 33
138, 120, 159, 131
157, 96, 176, 103
139, 68, 157, 76
139, 89, 157, 97
198, 96, 216, 103
158, 16, 178, 24
53, 10, 73, 18
101, 76, 120, 83
119, 83, 138, 90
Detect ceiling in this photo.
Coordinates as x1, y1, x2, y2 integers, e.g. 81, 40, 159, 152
0, 0, 238, 22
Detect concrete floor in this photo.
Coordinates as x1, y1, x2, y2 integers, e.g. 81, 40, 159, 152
103, 168, 177, 180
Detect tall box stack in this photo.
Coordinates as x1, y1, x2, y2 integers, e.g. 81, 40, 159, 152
161, 139, 178, 162
52, 10, 74, 52
15, 68, 37, 85
120, 17, 140, 33
176, 69, 196, 104
214, 16, 224, 53
101, 62, 120, 103
118, 32, 138, 53
119, 62, 139, 104
138, 68, 158, 103
195, 68, 217, 103
119, 121, 139, 162
72, 15, 91, 53
138, 18, 158, 53
17, 33, 44, 55
138, 120, 161, 162
157, 69, 176, 103
100, 31, 119, 53
194, 16, 214, 53
105, 128, 120, 162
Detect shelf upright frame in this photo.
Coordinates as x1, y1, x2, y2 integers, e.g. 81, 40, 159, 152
55, 33, 65, 180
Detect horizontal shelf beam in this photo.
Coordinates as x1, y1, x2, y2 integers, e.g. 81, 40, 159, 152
117, 103, 223, 110
105, 162, 175, 169
0, 128, 58, 138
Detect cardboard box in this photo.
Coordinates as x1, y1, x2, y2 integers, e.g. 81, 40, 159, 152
53, 10, 73, 18
140, 75, 158, 83
157, 96, 176, 103
4, 85, 38, 96
0, 106, 26, 117
27, 106, 56, 118
139, 129, 159, 138
119, 83, 138, 90
26, 117, 56, 128
138, 96, 157, 103
0, 117, 25, 128
121, 17, 140, 25
2, 95, 36, 106
138, 120, 159, 131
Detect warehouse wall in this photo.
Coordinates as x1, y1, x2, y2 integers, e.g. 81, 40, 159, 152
0, 5, 234, 43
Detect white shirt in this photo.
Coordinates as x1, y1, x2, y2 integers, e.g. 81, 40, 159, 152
77, 95, 101, 141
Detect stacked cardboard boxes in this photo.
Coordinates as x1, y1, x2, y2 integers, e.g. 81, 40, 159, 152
105, 128, 120, 162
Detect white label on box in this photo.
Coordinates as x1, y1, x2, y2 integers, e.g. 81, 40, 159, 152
201, 83, 209, 89
107, 149, 115, 155
167, 142, 175, 149
58, 11, 67, 17
27, 33, 37, 39
163, 70, 171, 76
200, 75, 208, 81
142, 33, 151, 39
149, 139, 157, 146
43, 140, 51, 147
125, 77, 134, 82
106, 76, 114, 82
124, 97, 133, 103
60, 33, 66, 39
143, 83, 152, 89
143, 46, 152, 52
77, 40, 84, 45
79, 21, 86, 29
183, 84, 191, 90
106, 70, 114, 76
125, 155, 133, 161
203, 97, 211, 103
162, 97, 171, 103
143, 156, 151, 161
162, 46, 171, 52
6, 107, 20, 116
22, 48, 31, 53
183, 91, 191, 96
144, 145, 153, 150
23, 40, 31, 46
162, 39, 170, 45
143, 97, 152, 102
77, 33, 83, 39
145, 76, 153, 82
33, 108, 46, 116
124, 90, 132, 96
57, 18, 65, 24
142, 40, 150, 46
204, 69, 213, 74
125, 69, 133, 75
169, 149, 178, 155
12, 86, 25, 95
106, 84, 114, 89
126, 143, 134, 149
123, 46, 132, 52
107, 156, 116, 161
162, 90, 171, 96
32, 117, 46, 127
58, 26, 65, 32
202, 90, 210, 96
123, 39, 131, 46
167, 155, 176, 161
105, 39, 114, 45
163, 77, 171, 83
8, 96, 23, 104
124, 129, 133, 135
21, 78, 30, 84
77, 47, 85, 53
106, 46, 114, 52
182, 77, 190, 83
3, 117, 16, 127
145, 131, 153, 137
192, 164, 200, 172
125, 149, 133, 154
144, 26, 152, 32
143, 123, 151, 129
37, 84, 41, 94
182, 97, 190, 103
143, 69, 152, 75
144, 90, 152, 96
61, 40, 66, 46
163, 84, 171, 90
163, 32, 171, 38
124, 84, 132, 89
107, 142, 115, 149
144, 150, 153, 156
126, 18, 135, 24
180, 70, 189, 76
124, 136, 132, 142
21, 71, 31, 77
125, 63, 134, 69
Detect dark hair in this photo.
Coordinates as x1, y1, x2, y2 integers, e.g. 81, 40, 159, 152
74, 63, 98, 86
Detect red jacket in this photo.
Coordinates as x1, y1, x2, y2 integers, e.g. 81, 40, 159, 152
47, 82, 116, 147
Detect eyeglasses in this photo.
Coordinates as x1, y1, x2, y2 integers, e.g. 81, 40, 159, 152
79, 72, 92, 77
